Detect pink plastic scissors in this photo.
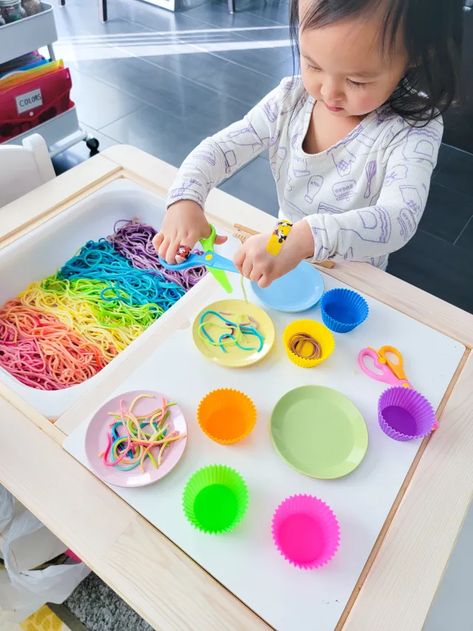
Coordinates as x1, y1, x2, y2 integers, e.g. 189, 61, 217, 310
358, 345, 412, 388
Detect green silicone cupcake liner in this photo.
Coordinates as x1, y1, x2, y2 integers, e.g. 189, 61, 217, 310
182, 464, 249, 534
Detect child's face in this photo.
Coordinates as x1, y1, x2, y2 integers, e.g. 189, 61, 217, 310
299, 5, 408, 118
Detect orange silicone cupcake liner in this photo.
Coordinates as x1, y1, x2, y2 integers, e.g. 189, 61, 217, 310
197, 388, 257, 445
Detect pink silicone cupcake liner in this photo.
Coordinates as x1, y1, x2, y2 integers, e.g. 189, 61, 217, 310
271, 494, 340, 570
378, 386, 437, 441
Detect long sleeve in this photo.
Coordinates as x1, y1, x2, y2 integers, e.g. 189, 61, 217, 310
305, 121, 443, 264
166, 79, 292, 209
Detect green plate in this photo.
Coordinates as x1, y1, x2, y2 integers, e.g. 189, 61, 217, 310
271, 386, 368, 479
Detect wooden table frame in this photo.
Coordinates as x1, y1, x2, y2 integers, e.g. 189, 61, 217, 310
0, 145, 472, 631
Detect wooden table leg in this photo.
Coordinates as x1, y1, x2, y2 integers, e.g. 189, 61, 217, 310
227, 0, 235, 13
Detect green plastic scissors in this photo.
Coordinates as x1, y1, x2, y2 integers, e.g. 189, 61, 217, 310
199, 224, 233, 294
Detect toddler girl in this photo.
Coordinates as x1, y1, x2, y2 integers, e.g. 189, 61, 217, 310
154, 0, 462, 288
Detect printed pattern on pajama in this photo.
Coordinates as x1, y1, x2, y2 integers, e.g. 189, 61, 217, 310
167, 76, 443, 269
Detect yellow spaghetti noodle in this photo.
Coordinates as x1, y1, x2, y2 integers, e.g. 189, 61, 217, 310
18, 277, 161, 359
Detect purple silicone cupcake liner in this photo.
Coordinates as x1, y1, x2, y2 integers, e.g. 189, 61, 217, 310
378, 386, 437, 441
321, 288, 369, 333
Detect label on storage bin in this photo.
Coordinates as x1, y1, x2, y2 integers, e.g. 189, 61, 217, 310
16, 89, 43, 114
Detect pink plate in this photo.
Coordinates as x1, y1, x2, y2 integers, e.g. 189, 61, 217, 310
84, 390, 188, 488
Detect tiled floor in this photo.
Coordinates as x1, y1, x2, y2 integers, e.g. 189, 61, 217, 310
442, 6, 473, 154
38, 0, 473, 628
388, 144, 473, 314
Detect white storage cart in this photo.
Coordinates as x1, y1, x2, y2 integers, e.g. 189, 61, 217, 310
0, 2, 99, 157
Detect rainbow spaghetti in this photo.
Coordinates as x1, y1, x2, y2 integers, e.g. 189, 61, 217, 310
0, 220, 204, 391
0, 300, 108, 390
100, 393, 186, 472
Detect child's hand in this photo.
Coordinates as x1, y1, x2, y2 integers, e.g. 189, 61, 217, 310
234, 220, 315, 287
152, 200, 226, 263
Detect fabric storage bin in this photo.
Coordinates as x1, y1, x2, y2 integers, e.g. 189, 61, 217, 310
0, 66, 73, 142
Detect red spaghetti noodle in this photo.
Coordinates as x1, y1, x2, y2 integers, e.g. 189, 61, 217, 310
0, 300, 108, 390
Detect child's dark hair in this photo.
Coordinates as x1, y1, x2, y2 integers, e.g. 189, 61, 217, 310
289, 0, 464, 124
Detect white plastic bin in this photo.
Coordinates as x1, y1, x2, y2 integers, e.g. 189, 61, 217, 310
0, 178, 213, 418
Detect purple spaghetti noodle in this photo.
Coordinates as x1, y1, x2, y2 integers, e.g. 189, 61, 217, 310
108, 219, 207, 291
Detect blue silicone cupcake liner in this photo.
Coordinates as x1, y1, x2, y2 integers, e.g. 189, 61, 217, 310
321, 288, 369, 333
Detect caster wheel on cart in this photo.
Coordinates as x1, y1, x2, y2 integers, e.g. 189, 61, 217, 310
86, 137, 100, 156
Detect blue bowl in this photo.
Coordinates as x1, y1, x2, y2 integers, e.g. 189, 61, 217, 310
321, 288, 369, 333
251, 261, 324, 313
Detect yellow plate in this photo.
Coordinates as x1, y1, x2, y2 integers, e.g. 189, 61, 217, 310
192, 299, 275, 368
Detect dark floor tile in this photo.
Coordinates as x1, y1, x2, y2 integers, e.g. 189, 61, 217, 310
54, 5, 137, 36
456, 216, 473, 251
442, 8, 473, 154
70, 56, 242, 120
150, 50, 278, 106
272, 55, 295, 80
125, 24, 286, 74
58, 9, 286, 106
53, 124, 118, 175
113, 0, 210, 31
187, 90, 249, 129
219, 156, 278, 213
101, 95, 247, 166
55, 12, 154, 71
444, 107, 473, 157
56, 0, 206, 33
420, 182, 473, 243
213, 44, 292, 79
235, 23, 292, 41
247, 0, 290, 26
184, 0, 284, 29
70, 69, 143, 129
56, 10, 188, 74
80, 122, 119, 149
57, 29, 184, 71
55, 5, 192, 69
55, 14, 134, 38
434, 144, 473, 199
207, 19, 293, 77
387, 230, 473, 314
101, 105, 196, 165
182, 27, 287, 54
173, 27, 256, 46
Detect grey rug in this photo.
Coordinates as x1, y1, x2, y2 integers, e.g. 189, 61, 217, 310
65, 573, 153, 631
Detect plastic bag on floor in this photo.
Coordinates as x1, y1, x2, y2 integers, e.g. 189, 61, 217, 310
0, 483, 14, 532
1, 484, 66, 569
0, 485, 90, 612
